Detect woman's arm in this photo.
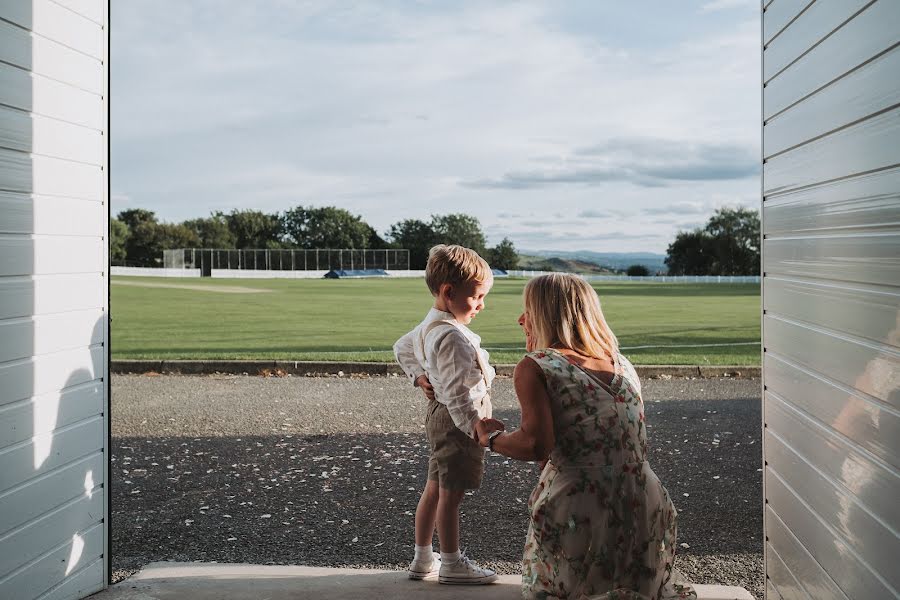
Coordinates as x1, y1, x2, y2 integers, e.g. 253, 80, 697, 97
476, 357, 554, 461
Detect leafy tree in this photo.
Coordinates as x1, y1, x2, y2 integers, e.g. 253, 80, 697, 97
183, 212, 235, 248
225, 209, 283, 249
124, 220, 159, 266
665, 207, 760, 275
430, 213, 487, 255
705, 207, 760, 275
116, 208, 157, 230
281, 206, 373, 249
665, 230, 713, 275
626, 264, 649, 276
117, 209, 205, 265
110, 219, 129, 263
364, 224, 389, 250
388, 214, 490, 268
117, 208, 159, 267
386, 219, 438, 269
125, 221, 199, 266
487, 237, 519, 270
158, 223, 200, 251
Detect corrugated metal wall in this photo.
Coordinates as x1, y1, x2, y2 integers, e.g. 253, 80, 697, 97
761, 1, 900, 599
0, 1, 109, 599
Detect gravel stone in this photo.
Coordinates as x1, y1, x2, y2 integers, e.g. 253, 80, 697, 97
111, 374, 763, 598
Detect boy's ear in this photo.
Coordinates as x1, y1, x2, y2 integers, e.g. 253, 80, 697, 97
439, 283, 454, 300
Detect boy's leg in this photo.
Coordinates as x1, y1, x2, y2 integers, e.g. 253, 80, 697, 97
435, 485, 497, 585
435, 486, 465, 554
427, 402, 496, 584
408, 458, 441, 580
415, 479, 439, 547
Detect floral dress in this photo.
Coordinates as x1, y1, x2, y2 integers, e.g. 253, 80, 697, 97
522, 349, 696, 600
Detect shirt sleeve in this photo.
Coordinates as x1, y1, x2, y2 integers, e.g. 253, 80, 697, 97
393, 329, 426, 387
429, 329, 488, 438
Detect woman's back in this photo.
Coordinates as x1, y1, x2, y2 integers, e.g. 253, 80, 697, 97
522, 348, 695, 600
527, 349, 647, 469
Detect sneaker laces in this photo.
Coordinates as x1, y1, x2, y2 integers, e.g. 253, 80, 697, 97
455, 550, 478, 573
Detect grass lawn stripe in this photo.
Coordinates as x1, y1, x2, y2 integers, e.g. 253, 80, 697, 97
111, 277, 760, 365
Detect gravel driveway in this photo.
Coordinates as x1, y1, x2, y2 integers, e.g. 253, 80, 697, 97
111, 374, 763, 598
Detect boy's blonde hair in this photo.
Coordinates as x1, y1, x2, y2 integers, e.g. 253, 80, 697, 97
425, 244, 492, 295
524, 273, 619, 359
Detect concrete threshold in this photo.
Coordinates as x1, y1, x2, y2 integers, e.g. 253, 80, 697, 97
111, 360, 759, 379
91, 562, 754, 600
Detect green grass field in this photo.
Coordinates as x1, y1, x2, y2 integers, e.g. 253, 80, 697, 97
111, 276, 760, 365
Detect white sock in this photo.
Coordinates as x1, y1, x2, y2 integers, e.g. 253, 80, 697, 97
414, 544, 433, 561
441, 549, 461, 564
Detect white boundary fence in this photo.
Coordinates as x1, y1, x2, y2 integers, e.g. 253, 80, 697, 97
211, 269, 329, 279
111, 267, 201, 277
385, 270, 427, 278
210, 269, 426, 279
111, 267, 759, 283
508, 271, 760, 283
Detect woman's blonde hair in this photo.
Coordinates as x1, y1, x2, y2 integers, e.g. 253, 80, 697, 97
524, 273, 619, 359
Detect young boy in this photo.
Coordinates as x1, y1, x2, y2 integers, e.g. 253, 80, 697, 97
393, 244, 498, 585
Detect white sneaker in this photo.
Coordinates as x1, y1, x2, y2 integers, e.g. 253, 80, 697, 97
438, 552, 498, 585
408, 551, 441, 580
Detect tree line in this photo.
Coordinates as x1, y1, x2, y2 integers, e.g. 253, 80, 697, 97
111, 207, 519, 270
111, 205, 759, 276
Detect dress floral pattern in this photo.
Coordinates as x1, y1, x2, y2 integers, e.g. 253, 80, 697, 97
522, 349, 696, 600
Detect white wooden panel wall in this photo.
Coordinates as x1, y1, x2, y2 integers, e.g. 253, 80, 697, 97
762, 1, 900, 599
0, 1, 108, 599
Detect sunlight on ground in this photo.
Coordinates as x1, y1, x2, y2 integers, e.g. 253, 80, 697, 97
112, 280, 271, 294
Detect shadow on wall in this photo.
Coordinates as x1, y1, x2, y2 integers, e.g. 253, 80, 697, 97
0, 2, 108, 598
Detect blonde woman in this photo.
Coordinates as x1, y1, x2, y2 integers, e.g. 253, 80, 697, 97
475, 273, 695, 600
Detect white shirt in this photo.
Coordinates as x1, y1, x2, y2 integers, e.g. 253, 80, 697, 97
393, 308, 495, 438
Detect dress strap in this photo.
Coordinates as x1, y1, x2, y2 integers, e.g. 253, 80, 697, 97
544, 348, 619, 397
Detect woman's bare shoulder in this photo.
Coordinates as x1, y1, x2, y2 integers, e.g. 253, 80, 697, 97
515, 354, 547, 382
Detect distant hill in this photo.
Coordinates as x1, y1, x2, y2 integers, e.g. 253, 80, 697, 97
517, 254, 617, 274
519, 250, 667, 274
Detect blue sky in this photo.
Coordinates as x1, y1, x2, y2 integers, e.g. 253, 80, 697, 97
111, 0, 760, 253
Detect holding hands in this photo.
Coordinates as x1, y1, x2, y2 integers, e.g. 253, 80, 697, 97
416, 371, 505, 450
475, 417, 506, 448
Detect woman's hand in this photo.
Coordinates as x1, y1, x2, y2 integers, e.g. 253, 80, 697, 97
475, 417, 505, 447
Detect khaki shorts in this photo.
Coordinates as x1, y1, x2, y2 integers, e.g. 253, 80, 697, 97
425, 399, 485, 491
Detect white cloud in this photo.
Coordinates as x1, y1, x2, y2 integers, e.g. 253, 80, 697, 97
464, 137, 758, 189
699, 0, 758, 14
112, 1, 760, 253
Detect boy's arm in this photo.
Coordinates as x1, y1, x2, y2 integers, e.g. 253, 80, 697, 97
430, 330, 488, 438
393, 329, 426, 387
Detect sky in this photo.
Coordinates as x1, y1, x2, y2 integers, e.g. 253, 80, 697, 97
111, 0, 761, 254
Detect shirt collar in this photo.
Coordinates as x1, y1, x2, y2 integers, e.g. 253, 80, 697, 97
424, 307, 482, 344
425, 307, 456, 322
